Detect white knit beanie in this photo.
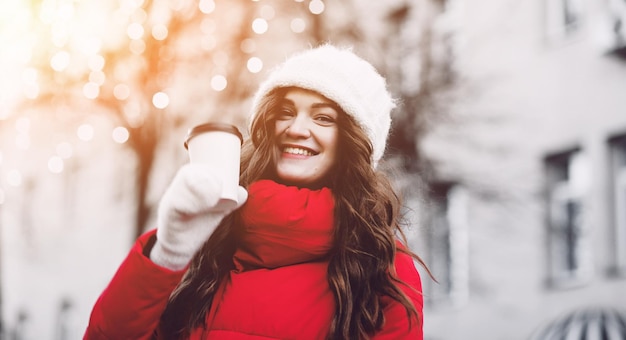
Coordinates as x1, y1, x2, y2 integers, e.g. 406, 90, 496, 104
249, 44, 395, 167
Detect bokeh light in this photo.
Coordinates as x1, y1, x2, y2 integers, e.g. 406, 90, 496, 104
112, 126, 130, 144
77, 124, 95, 141
259, 5, 275, 20
152, 91, 169, 109
252, 18, 268, 34
210, 75, 227, 91
88, 55, 105, 71
127, 22, 145, 40
247, 57, 263, 73
48, 156, 64, 173
50, 51, 71, 72
113, 84, 131, 100
199, 0, 216, 14
152, 24, 168, 40
83, 82, 100, 99
309, 0, 325, 14
290, 18, 306, 33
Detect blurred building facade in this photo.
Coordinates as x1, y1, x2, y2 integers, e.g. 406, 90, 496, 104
410, 0, 626, 338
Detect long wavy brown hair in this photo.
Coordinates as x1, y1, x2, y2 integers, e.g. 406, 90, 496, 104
158, 87, 431, 339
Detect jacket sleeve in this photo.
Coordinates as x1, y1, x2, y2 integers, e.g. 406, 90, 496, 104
373, 243, 424, 340
83, 229, 186, 340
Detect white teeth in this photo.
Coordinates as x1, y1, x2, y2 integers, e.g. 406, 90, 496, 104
284, 147, 314, 156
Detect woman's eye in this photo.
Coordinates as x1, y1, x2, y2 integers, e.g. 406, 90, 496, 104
276, 109, 295, 119
316, 114, 336, 124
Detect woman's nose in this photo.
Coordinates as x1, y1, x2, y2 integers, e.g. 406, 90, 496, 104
285, 114, 311, 138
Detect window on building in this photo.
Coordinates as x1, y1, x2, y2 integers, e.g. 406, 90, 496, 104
424, 182, 469, 308
606, 0, 626, 58
608, 134, 626, 276
545, 0, 584, 42
545, 149, 592, 288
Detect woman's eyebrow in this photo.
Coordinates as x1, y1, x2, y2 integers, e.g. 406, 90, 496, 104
280, 98, 295, 106
311, 102, 339, 111
282, 97, 338, 111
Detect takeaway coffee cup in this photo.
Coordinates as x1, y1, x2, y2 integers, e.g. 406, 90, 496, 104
184, 122, 244, 211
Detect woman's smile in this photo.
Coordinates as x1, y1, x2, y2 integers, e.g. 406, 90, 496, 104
282, 145, 317, 157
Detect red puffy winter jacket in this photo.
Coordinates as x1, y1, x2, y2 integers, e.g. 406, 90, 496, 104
84, 231, 423, 340
84, 181, 424, 339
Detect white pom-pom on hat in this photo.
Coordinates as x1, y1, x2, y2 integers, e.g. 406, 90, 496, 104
249, 44, 395, 168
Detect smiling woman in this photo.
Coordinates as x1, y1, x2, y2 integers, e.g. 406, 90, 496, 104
272, 88, 340, 188
85, 44, 430, 340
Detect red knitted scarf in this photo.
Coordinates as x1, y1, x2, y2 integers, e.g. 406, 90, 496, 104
234, 180, 335, 270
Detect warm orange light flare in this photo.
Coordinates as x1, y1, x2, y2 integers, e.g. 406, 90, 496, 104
0, 0, 312, 182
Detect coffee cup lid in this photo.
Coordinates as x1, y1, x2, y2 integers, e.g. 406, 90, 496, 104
184, 123, 244, 149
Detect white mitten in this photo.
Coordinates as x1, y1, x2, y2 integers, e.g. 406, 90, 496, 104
150, 163, 248, 270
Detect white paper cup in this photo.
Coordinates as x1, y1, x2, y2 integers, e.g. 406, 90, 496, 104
184, 123, 243, 211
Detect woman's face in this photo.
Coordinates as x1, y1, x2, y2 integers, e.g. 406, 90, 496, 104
273, 88, 340, 187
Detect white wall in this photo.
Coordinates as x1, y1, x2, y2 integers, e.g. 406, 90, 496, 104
420, 0, 626, 338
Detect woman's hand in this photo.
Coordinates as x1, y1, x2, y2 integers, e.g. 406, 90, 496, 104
150, 163, 248, 270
